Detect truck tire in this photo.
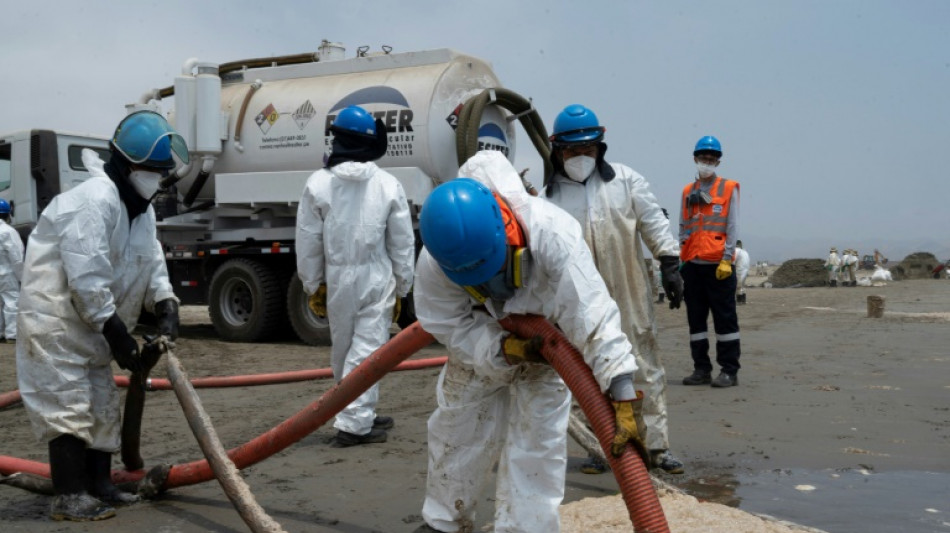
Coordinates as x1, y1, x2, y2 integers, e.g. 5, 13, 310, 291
209, 259, 284, 342
286, 273, 332, 346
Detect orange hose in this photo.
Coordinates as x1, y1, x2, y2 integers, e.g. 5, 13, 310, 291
499, 314, 670, 533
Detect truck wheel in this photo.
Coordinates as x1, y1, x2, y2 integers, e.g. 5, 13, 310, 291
286, 273, 331, 346
209, 259, 284, 342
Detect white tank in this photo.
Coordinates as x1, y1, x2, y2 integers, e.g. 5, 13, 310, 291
171, 49, 515, 201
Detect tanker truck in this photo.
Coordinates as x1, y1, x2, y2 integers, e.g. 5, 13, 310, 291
125, 41, 550, 344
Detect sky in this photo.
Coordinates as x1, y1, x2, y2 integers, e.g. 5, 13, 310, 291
1, 0, 947, 262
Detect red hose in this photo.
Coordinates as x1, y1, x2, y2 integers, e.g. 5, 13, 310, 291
0, 390, 20, 409
499, 314, 670, 533
0, 357, 447, 409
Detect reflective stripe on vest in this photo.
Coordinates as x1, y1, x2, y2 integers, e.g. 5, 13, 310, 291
680, 176, 738, 263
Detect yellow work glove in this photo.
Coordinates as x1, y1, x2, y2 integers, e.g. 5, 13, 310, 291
392, 297, 402, 323
610, 399, 649, 465
715, 259, 733, 281
501, 334, 547, 365
308, 284, 327, 318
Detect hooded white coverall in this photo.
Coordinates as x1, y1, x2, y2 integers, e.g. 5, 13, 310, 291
415, 151, 638, 533
0, 218, 24, 340
296, 161, 414, 436
826, 251, 841, 283
734, 247, 750, 296
16, 150, 176, 450
545, 164, 679, 453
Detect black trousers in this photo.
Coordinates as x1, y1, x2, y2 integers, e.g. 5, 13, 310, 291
682, 261, 741, 375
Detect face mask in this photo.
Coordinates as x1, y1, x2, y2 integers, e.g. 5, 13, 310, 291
481, 270, 516, 302
696, 163, 717, 178
564, 155, 596, 182
129, 170, 162, 200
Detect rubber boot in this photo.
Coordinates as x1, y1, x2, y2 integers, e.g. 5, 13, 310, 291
48, 435, 116, 522
86, 449, 140, 504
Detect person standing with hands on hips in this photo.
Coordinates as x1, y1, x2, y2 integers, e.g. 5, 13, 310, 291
679, 136, 742, 388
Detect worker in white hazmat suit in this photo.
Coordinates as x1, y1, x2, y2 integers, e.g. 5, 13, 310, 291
0, 199, 24, 341
841, 249, 858, 287
296, 105, 415, 448
543, 104, 685, 475
825, 247, 841, 287
412, 151, 645, 533
16, 111, 184, 521
734, 240, 750, 304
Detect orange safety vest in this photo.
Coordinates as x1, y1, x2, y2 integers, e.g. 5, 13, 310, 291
680, 176, 739, 263
493, 192, 525, 247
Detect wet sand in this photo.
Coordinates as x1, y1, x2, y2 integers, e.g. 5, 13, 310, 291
1, 278, 948, 532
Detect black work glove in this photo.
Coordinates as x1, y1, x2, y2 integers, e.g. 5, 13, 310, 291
659, 256, 684, 309
140, 335, 166, 373
102, 314, 141, 373
154, 298, 180, 341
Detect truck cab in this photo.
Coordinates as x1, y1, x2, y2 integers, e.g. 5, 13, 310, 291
0, 130, 110, 242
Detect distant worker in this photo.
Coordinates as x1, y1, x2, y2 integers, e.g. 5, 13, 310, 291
873, 248, 886, 267
412, 151, 647, 533
841, 249, 857, 287
825, 247, 841, 287
679, 135, 742, 388
543, 104, 684, 474
296, 105, 415, 448
0, 199, 24, 342
16, 111, 184, 521
734, 240, 750, 304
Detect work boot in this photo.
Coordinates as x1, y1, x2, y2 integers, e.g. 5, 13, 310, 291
682, 370, 712, 386
372, 416, 394, 430
50, 493, 117, 522
651, 450, 685, 474
86, 449, 140, 504
48, 434, 116, 522
711, 372, 738, 388
331, 428, 387, 448
580, 454, 608, 474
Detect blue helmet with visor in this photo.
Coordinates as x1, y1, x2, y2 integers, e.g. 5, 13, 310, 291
550, 104, 605, 146
112, 110, 189, 170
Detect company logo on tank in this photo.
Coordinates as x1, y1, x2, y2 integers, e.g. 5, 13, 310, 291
324, 86, 415, 158
476, 123, 509, 157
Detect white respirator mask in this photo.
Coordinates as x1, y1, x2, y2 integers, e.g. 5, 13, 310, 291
564, 155, 597, 183
696, 163, 717, 178
128, 170, 162, 200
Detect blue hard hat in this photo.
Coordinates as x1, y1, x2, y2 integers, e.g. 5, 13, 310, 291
331, 105, 377, 137
112, 111, 189, 169
550, 104, 605, 145
693, 135, 722, 156
0, 199, 9, 215
420, 178, 507, 286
